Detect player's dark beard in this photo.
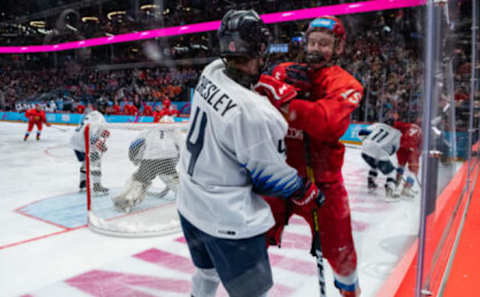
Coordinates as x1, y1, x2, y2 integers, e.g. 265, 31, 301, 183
224, 65, 261, 89
305, 52, 327, 66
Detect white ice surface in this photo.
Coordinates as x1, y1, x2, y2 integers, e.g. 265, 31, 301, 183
0, 122, 423, 297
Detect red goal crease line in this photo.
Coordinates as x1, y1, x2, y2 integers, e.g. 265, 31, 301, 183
0, 0, 426, 54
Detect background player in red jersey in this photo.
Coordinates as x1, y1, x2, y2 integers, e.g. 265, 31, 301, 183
24, 104, 50, 141
142, 103, 153, 116
393, 113, 422, 198
153, 99, 176, 123
255, 16, 363, 297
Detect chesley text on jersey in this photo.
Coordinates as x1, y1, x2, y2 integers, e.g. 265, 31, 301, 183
195, 75, 237, 117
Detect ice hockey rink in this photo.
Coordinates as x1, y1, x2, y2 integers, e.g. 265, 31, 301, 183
0, 121, 423, 297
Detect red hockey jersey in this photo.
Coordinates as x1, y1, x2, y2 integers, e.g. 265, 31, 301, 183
25, 108, 47, 124
394, 121, 422, 151
286, 65, 363, 183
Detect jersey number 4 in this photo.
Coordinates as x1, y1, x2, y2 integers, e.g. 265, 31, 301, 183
186, 107, 208, 176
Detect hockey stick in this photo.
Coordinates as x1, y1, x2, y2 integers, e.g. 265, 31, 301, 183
49, 125, 69, 132
147, 186, 170, 199
304, 132, 327, 297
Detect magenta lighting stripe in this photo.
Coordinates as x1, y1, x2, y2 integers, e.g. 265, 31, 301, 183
0, 0, 425, 54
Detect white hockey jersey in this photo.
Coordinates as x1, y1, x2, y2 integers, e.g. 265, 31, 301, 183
130, 127, 184, 161
70, 111, 107, 153
176, 59, 302, 239
361, 122, 401, 161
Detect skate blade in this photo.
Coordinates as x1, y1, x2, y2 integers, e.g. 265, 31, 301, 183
384, 196, 401, 202
92, 191, 109, 197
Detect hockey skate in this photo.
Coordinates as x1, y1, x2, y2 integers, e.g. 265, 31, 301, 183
36, 135, 40, 141
24, 135, 28, 141
336, 282, 361, 297
400, 187, 415, 200
93, 183, 109, 196
339, 287, 361, 297
384, 183, 399, 202
393, 185, 402, 198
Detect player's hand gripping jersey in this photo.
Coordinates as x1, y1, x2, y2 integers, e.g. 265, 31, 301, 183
286, 65, 364, 182
176, 59, 303, 239
360, 122, 402, 160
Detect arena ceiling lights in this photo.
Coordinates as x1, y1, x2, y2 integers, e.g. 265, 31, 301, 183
0, 0, 426, 54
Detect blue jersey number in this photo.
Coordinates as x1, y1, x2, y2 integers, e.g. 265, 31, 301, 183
186, 107, 208, 176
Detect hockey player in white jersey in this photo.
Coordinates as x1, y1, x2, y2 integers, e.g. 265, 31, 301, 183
176, 9, 324, 297
359, 120, 401, 198
70, 110, 110, 195
113, 127, 184, 212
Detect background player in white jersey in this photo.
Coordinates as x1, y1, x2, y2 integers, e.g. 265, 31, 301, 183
70, 111, 110, 195
359, 120, 401, 198
113, 127, 184, 212
176, 9, 324, 297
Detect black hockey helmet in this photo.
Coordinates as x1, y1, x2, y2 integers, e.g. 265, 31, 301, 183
218, 9, 271, 59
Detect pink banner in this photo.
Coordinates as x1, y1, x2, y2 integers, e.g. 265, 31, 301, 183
0, 0, 425, 54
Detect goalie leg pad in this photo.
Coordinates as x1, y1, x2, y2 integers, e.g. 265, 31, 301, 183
90, 151, 101, 162
112, 176, 148, 212
91, 169, 102, 184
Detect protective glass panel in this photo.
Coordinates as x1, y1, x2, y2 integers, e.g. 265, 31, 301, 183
418, 1, 479, 297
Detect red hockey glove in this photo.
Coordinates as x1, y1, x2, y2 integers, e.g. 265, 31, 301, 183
270, 62, 312, 94
254, 74, 298, 110
46, 123, 51, 127
291, 179, 325, 213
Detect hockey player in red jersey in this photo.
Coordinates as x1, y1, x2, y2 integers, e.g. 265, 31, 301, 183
24, 104, 50, 141
153, 99, 176, 123
393, 113, 422, 198
255, 16, 362, 296
143, 103, 153, 116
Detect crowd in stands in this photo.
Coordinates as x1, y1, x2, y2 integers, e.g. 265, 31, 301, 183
0, 1, 364, 46
0, 4, 478, 132
0, 64, 200, 115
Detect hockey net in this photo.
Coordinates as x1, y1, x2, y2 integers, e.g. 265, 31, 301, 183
84, 122, 188, 237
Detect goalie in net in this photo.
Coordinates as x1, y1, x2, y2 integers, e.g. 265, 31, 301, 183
112, 127, 183, 213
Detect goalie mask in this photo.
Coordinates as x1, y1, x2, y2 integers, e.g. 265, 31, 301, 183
304, 16, 346, 66
218, 9, 272, 87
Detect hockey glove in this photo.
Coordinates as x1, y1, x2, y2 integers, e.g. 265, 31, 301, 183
291, 179, 325, 213
95, 139, 108, 152
254, 74, 298, 110
101, 129, 110, 138
271, 62, 312, 95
